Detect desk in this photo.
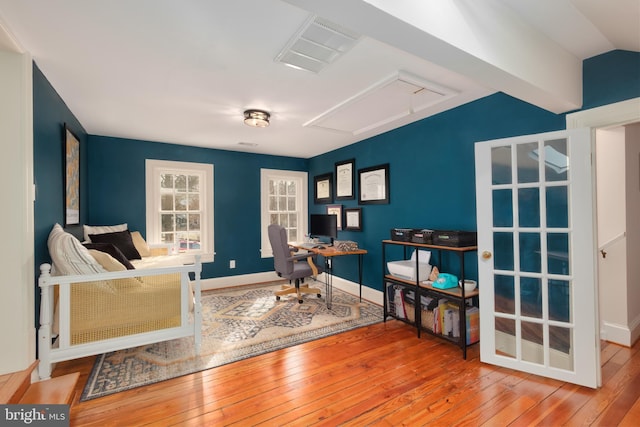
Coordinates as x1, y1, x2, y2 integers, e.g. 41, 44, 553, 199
291, 244, 367, 309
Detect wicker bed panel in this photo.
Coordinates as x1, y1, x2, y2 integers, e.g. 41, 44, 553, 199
69, 273, 183, 345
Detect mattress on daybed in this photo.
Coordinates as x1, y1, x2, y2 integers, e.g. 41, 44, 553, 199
130, 253, 194, 269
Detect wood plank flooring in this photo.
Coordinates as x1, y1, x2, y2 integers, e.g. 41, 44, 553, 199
52, 320, 639, 426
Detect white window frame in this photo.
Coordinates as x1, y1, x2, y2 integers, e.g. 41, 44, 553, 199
260, 169, 308, 258
146, 159, 214, 263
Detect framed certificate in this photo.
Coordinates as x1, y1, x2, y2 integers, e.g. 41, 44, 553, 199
314, 173, 333, 204
335, 159, 355, 200
344, 208, 362, 231
327, 204, 343, 230
358, 163, 389, 204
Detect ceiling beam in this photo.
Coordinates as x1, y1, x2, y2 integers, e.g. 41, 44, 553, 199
285, 0, 583, 113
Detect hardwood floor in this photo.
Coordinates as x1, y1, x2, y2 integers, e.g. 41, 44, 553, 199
53, 320, 640, 426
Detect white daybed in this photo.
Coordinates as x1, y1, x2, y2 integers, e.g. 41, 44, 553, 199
37, 224, 202, 380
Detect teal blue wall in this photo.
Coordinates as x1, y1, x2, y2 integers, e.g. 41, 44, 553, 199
33, 63, 89, 325
33, 63, 88, 274
86, 135, 307, 278
307, 93, 565, 289
33, 50, 640, 293
583, 50, 640, 109
308, 50, 640, 291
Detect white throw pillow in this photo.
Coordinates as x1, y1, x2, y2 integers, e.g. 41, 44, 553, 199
88, 249, 127, 272
83, 223, 128, 242
130, 231, 151, 257
48, 224, 106, 275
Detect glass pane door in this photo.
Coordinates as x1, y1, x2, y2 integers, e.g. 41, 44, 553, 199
475, 128, 599, 388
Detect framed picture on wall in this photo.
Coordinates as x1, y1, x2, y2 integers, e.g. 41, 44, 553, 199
344, 208, 362, 231
335, 158, 355, 200
64, 124, 80, 225
358, 163, 389, 204
327, 204, 342, 230
314, 173, 333, 204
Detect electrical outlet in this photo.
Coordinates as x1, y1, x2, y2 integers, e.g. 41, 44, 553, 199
230, 260, 236, 269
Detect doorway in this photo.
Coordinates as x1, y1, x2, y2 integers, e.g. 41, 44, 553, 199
474, 98, 640, 388
567, 98, 640, 349
595, 122, 640, 346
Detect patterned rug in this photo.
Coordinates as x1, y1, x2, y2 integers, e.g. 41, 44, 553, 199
81, 282, 382, 400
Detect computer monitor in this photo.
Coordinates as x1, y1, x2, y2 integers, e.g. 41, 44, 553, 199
309, 214, 338, 245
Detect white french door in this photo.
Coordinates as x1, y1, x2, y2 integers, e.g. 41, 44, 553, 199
475, 128, 600, 388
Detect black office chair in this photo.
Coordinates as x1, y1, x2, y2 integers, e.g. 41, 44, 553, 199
268, 224, 323, 304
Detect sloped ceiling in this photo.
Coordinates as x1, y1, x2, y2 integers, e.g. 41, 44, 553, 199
0, 0, 637, 158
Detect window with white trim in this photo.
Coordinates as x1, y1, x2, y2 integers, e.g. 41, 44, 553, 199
260, 169, 308, 258
146, 159, 214, 262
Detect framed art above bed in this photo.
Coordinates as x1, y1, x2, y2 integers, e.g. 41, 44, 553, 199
64, 124, 80, 226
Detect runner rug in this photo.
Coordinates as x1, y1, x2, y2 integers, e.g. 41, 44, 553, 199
81, 282, 382, 400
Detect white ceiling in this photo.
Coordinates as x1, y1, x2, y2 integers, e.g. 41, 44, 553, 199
0, 0, 637, 158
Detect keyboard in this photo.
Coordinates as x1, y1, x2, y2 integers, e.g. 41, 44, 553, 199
297, 242, 318, 249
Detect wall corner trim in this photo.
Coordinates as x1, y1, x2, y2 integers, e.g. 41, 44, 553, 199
566, 98, 640, 129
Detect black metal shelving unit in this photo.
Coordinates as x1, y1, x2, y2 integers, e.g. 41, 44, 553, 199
382, 239, 479, 359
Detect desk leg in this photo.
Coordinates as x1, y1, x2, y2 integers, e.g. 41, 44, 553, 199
324, 258, 333, 309
358, 253, 363, 302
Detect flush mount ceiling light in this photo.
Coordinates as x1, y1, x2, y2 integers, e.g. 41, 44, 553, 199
243, 109, 270, 127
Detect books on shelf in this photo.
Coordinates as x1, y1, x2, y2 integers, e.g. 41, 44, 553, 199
433, 298, 449, 334
387, 281, 479, 345
430, 299, 479, 343
439, 300, 459, 338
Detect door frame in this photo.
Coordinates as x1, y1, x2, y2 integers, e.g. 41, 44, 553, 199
566, 98, 640, 131
567, 97, 640, 350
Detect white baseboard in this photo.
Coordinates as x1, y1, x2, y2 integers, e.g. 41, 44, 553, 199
329, 275, 384, 306
611, 313, 640, 347
201, 272, 281, 290
201, 273, 384, 306
601, 321, 634, 347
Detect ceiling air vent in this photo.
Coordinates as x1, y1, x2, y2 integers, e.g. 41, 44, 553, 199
275, 15, 359, 73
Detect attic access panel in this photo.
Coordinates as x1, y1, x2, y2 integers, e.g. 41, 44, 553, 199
305, 72, 458, 135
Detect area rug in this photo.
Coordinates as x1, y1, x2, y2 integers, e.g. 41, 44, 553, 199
81, 282, 383, 400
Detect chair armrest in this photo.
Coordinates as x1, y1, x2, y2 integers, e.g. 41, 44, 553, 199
288, 253, 314, 262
